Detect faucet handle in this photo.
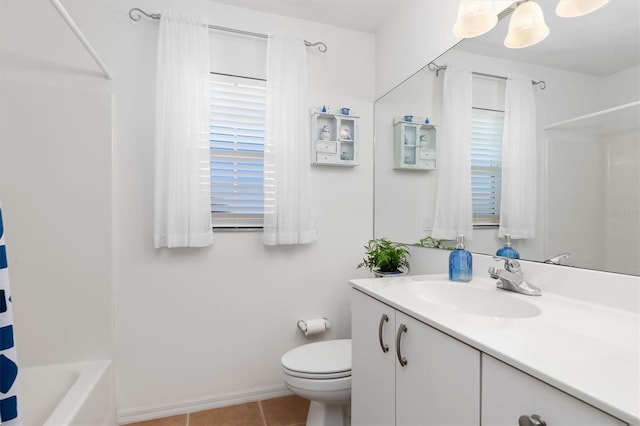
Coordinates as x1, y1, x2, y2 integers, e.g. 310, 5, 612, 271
492, 256, 521, 273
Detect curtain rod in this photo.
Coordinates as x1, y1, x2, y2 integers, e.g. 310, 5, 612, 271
428, 62, 546, 90
128, 8, 328, 53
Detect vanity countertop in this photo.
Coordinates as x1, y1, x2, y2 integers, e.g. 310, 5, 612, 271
349, 274, 640, 425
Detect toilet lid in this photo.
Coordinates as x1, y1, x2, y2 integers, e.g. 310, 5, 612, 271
281, 339, 351, 378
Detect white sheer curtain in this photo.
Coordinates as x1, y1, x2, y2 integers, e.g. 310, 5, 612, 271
499, 74, 537, 239
431, 65, 474, 240
263, 34, 318, 245
154, 13, 213, 248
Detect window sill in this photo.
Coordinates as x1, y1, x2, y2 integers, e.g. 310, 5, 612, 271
473, 224, 499, 229
212, 227, 263, 233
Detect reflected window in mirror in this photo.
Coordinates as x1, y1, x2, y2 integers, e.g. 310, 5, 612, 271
471, 108, 504, 226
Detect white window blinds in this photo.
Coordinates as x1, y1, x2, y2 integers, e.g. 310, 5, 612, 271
471, 109, 504, 225
209, 74, 267, 228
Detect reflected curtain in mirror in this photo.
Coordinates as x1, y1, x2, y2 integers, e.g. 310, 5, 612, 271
499, 75, 537, 239
432, 65, 473, 240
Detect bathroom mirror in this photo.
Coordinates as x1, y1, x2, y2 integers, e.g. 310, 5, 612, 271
374, 0, 640, 276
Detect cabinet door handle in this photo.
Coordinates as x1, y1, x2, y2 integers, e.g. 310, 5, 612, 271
378, 314, 389, 353
518, 414, 547, 426
396, 324, 408, 367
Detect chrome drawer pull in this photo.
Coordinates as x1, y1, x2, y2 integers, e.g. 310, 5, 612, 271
519, 414, 547, 426
378, 314, 389, 353
396, 324, 408, 367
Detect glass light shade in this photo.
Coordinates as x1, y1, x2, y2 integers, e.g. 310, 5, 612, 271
504, 1, 550, 49
555, 0, 609, 17
453, 0, 498, 38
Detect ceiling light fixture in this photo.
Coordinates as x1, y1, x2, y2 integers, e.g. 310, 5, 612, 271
453, 0, 609, 49
452, 0, 498, 38
555, 0, 609, 18
504, 0, 549, 49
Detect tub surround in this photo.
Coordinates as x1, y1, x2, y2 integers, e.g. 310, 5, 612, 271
349, 271, 640, 424
19, 360, 114, 426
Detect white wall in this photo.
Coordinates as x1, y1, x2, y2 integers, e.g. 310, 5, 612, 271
599, 65, 640, 109
111, 0, 375, 420
374, 0, 460, 100
0, 0, 113, 367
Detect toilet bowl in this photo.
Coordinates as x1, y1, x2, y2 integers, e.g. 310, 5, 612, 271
281, 339, 351, 426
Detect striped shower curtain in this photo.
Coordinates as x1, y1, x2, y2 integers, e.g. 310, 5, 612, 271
0, 200, 20, 425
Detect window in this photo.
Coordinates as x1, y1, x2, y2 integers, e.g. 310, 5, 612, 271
471, 108, 504, 226
209, 74, 267, 228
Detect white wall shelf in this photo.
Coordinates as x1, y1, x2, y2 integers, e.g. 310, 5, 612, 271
311, 111, 359, 166
393, 118, 437, 170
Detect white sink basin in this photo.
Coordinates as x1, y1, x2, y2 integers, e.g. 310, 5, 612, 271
407, 281, 542, 319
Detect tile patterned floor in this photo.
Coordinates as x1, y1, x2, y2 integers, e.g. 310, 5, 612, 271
121, 395, 309, 426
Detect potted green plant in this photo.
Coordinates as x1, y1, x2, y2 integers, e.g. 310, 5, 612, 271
357, 237, 410, 277
417, 236, 453, 249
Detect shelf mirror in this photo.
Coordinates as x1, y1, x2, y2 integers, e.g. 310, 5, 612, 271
374, 1, 639, 276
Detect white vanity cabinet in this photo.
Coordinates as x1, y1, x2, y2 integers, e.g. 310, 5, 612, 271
351, 289, 480, 426
393, 120, 436, 170
351, 289, 396, 426
311, 112, 358, 166
482, 355, 627, 426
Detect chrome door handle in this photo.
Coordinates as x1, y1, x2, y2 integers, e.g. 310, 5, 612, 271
396, 324, 408, 367
519, 414, 547, 426
378, 314, 389, 353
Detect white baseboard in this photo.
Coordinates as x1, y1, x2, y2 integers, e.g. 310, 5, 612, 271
117, 384, 291, 424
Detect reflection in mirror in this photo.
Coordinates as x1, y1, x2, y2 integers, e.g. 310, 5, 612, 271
374, 0, 639, 275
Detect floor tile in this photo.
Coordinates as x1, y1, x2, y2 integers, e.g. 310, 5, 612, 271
190, 401, 265, 426
121, 414, 187, 426
261, 395, 309, 426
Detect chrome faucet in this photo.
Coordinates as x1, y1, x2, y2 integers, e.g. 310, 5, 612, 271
544, 252, 572, 265
488, 256, 542, 296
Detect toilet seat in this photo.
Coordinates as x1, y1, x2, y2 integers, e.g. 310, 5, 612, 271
281, 339, 351, 380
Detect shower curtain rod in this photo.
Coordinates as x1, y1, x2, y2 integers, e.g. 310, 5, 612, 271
128, 8, 328, 53
50, 0, 113, 79
428, 62, 546, 90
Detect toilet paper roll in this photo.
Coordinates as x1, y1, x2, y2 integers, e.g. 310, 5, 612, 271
300, 318, 329, 336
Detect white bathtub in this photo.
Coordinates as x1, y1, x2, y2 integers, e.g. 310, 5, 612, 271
18, 360, 114, 426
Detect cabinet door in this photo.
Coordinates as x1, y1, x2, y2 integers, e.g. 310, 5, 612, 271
351, 289, 396, 426
482, 355, 626, 426
395, 312, 480, 426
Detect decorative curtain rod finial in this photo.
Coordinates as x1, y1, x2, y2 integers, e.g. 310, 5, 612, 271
128, 7, 160, 22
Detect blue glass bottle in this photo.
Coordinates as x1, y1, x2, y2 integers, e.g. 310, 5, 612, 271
496, 234, 520, 259
449, 235, 472, 282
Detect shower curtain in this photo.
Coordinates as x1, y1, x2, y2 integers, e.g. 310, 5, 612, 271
0, 200, 20, 426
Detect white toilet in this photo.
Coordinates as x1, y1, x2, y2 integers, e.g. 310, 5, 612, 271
281, 339, 352, 426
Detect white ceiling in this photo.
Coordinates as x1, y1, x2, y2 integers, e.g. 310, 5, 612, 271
209, 0, 397, 33
209, 0, 639, 77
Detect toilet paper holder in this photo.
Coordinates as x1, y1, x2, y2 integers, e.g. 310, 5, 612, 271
297, 318, 330, 333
